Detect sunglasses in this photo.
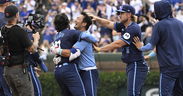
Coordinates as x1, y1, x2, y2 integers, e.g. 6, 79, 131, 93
117, 12, 126, 16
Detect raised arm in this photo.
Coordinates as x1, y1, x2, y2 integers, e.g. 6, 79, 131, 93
87, 13, 115, 29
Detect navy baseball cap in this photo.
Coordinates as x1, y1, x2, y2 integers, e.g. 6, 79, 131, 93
4, 5, 18, 20
117, 5, 135, 15
0, 0, 12, 4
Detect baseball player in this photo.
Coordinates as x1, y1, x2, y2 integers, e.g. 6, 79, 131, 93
28, 52, 48, 96
89, 5, 148, 96
133, 1, 183, 95
25, 18, 48, 96
51, 13, 97, 96
54, 12, 99, 96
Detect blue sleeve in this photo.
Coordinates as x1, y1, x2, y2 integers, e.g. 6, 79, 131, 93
114, 22, 125, 32
31, 52, 48, 72
22, 28, 33, 40
39, 62, 48, 72
150, 24, 160, 46
80, 32, 98, 43
148, 51, 156, 58
73, 40, 89, 51
139, 43, 154, 52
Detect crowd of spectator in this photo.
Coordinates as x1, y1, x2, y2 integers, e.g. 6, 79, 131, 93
12, 0, 183, 60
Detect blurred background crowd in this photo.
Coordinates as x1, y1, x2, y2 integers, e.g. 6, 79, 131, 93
12, 0, 183, 60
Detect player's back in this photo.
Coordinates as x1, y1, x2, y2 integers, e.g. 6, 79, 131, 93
54, 29, 81, 64
76, 40, 96, 70
155, 18, 183, 72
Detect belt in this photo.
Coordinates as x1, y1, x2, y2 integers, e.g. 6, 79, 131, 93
8, 64, 26, 68
55, 63, 69, 68
81, 66, 97, 71
0, 62, 4, 65
127, 59, 145, 65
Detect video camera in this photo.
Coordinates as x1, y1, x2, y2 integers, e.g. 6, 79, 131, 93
23, 14, 45, 33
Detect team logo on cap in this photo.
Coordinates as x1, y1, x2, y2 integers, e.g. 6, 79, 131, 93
123, 33, 130, 40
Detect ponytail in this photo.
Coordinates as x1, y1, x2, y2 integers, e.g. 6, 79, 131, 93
131, 15, 138, 22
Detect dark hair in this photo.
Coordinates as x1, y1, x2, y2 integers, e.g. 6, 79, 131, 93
81, 12, 92, 30
54, 13, 69, 32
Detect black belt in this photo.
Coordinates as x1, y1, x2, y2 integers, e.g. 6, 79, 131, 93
7, 64, 26, 68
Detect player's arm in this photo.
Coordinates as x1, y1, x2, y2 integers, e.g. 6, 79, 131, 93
50, 48, 80, 60
80, 32, 98, 43
30, 52, 48, 72
94, 39, 128, 52
144, 48, 156, 60
60, 50, 71, 57
27, 32, 40, 53
87, 13, 115, 29
95, 26, 136, 52
133, 23, 159, 52
73, 30, 98, 43
50, 48, 71, 57
51, 40, 88, 61
133, 36, 154, 51
62, 41, 89, 61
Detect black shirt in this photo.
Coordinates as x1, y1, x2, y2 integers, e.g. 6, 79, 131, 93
3, 25, 32, 56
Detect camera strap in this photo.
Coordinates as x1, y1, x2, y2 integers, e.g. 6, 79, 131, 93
0, 25, 11, 66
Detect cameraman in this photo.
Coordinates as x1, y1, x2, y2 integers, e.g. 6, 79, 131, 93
2, 5, 40, 96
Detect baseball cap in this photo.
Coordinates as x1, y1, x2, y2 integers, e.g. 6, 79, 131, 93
117, 5, 135, 15
0, 0, 12, 4
4, 5, 19, 20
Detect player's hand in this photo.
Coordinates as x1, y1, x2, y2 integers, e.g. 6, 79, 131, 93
50, 46, 61, 55
34, 67, 41, 77
87, 13, 98, 21
35, 67, 41, 72
93, 44, 101, 52
50, 46, 57, 54
32, 32, 40, 40
93, 42, 99, 47
144, 55, 150, 60
133, 36, 143, 49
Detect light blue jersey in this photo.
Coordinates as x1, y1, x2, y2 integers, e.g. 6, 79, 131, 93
73, 31, 96, 70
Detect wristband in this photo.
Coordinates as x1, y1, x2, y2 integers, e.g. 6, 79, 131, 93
58, 49, 63, 55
